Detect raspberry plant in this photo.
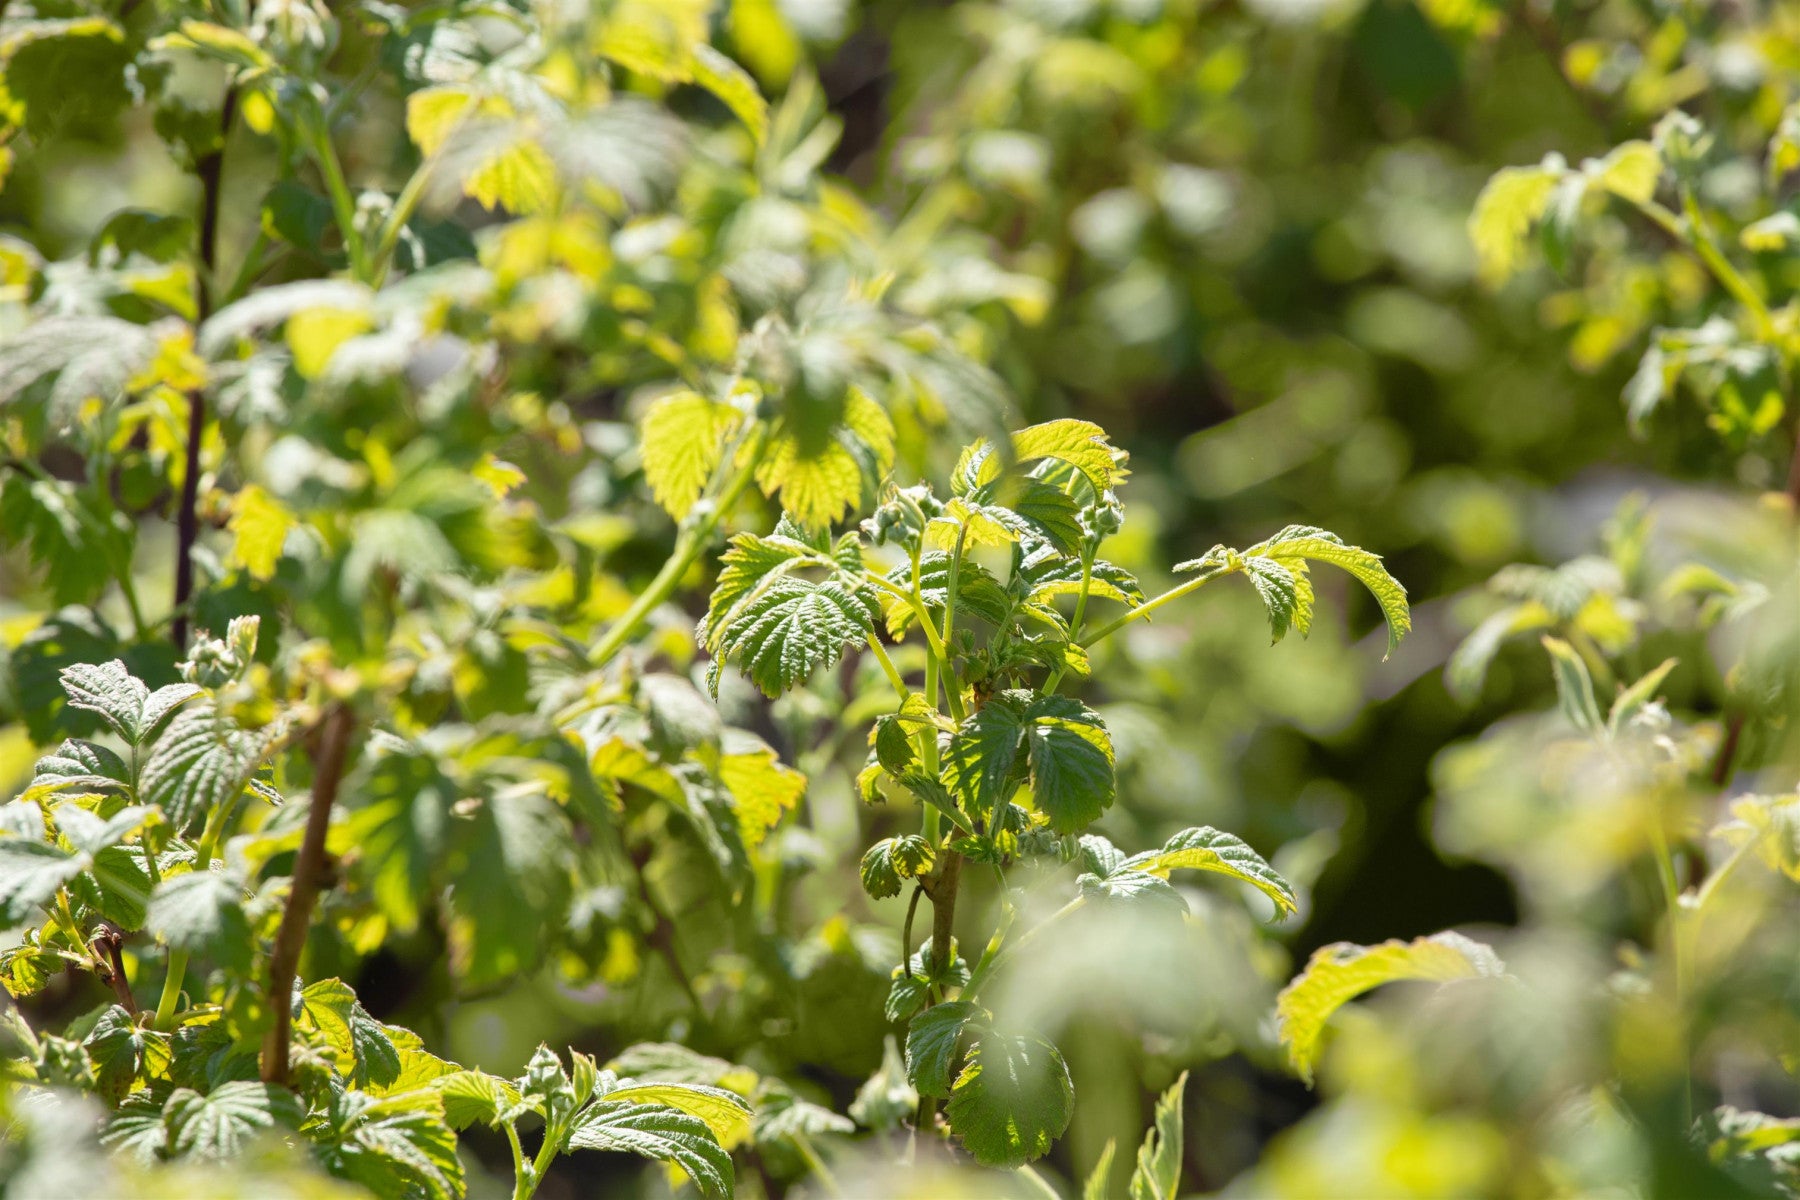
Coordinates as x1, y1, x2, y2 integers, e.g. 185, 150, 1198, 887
698, 416, 1408, 1171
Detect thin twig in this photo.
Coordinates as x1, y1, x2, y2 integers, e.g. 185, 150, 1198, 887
262, 704, 355, 1085
93, 924, 136, 1015
172, 86, 238, 654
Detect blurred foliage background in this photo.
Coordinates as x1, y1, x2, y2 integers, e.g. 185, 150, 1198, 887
2, 0, 1798, 1196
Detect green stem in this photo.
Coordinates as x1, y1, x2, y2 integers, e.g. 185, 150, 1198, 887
866, 634, 908, 699
1677, 189, 1775, 342
1078, 564, 1229, 649
1694, 836, 1755, 916
53, 889, 86, 952
791, 1131, 842, 1198
368, 124, 464, 286
1648, 819, 1691, 1123
866, 573, 952, 666
590, 427, 769, 669
153, 794, 238, 1030
1043, 546, 1096, 695
957, 903, 1017, 1003
505, 1121, 533, 1200
311, 114, 369, 283
964, 896, 1085, 1005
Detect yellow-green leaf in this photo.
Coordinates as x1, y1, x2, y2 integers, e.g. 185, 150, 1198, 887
465, 140, 558, 214
603, 1081, 754, 1149
1011, 419, 1127, 492
640, 391, 738, 520
690, 43, 768, 144
148, 20, 267, 69
755, 437, 864, 529
1592, 140, 1661, 205
718, 734, 806, 848
1469, 162, 1561, 283
406, 86, 478, 157
285, 307, 372, 379
1276, 932, 1504, 1084
228, 484, 294, 580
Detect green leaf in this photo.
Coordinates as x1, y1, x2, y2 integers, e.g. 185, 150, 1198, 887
85, 1005, 171, 1105
1276, 931, 1505, 1084
718, 731, 806, 849
59, 661, 200, 746
1703, 1105, 1800, 1196
320, 1089, 464, 1200
1011, 419, 1128, 493
1078, 868, 1187, 919
945, 1028, 1074, 1168
706, 574, 875, 698
601, 1081, 754, 1149
754, 1090, 854, 1143
150, 20, 272, 70
0, 838, 84, 925
690, 43, 769, 143
859, 834, 935, 900
754, 436, 865, 529
1445, 602, 1552, 703
164, 1081, 305, 1161
296, 978, 401, 1088
146, 870, 252, 972
639, 390, 738, 520
102, 1092, 170, 1164
74, 844, 154, 929
943, 695, 1029, 821
906, 1000, 983, 1099
1469, 160, 1562, 283
1128, 1071, 1186, 1200
1591, 140, 1662, 205
1239, 557, 1310, 643
1540, 636, 1602, 734
228, 485, 295, 581
432, 1069, 521, 1130
1122, 826, 1297, 918
1719, 793, 1800, 882
1607, 657, 1678, 738
1083, 1139, 1118, 1200
883, 553, 1012, 639
566, 1101, 734, 1200
445, 786, 572, 987
140, 706, 277, 834
1021, 695, 1115, 834
26, 740, 131, 801
1248, 527, 1410, 658
1020, 549, 1144, 608
886, 940, 970, 1025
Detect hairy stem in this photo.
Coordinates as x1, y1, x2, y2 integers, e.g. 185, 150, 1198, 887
1078, 563, 1228, 649
153, 795, 238, 1030
865, 634, 908, 699
590, 426, 769, 669
262, 704, 356, 1084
